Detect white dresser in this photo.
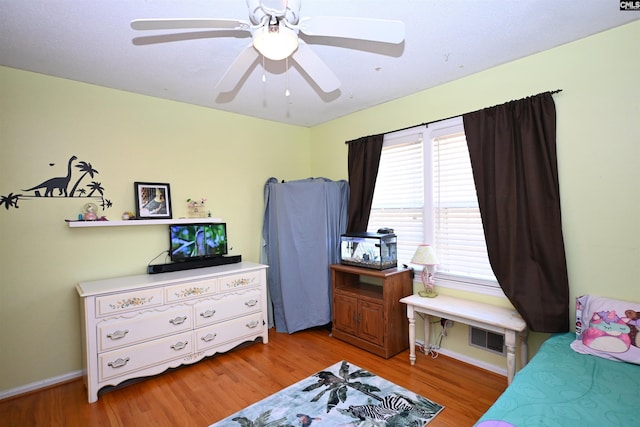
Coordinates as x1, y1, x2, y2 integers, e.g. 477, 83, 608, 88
76, 261, 268, 403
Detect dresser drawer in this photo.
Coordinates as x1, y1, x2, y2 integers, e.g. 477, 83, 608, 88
165, 279, 217, 302
97, 305, 193, 352
193, 289, 262, 328
78, 263, 268, 403
96, 288, 163, 317
196, 313, 263, 351
219, 270, 263, 292
99, 331, 193, 381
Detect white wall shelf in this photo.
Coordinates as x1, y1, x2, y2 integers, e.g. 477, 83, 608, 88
66, 217, 223, 228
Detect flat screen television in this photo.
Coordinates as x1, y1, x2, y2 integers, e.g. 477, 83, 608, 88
169, 222, 228, 262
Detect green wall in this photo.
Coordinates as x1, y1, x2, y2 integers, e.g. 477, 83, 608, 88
310, 21, 640, 367
1, 21, 638, 393
0, 67, 311, 392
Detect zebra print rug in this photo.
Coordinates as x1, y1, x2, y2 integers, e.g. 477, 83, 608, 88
210, 360, 444, 427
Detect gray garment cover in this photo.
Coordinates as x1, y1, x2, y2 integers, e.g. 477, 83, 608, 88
261, 177, 349, 333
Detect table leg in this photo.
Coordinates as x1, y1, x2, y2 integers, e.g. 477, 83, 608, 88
407, 305, 416, 365
519, 329, 529, 369
424, 314, 431, 355
505, 330, 517, 384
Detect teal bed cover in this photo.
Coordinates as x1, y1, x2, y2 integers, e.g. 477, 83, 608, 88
475, 332, 640, 426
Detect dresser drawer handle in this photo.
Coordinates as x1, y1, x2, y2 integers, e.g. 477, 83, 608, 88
107, 357, 130, 369
246, 320, 260, 329
170, 341, 188, 351
106, 329, 129, 340
200, 309, 216, 319
244, 299, 258, 307
201, 333, 217, 342
169, 316, 188, 325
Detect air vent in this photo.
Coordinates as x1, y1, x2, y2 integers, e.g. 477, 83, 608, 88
469, 326, 505, 356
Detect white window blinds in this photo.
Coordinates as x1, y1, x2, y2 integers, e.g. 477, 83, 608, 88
433, 132, 496, 282
368, 120, 498, 289
368, 133, 424, 264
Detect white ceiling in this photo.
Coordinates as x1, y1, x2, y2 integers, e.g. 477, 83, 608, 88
1, 1, 638, 127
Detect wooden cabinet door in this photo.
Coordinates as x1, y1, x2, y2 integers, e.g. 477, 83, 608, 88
333, 293, 358, 335
357, 300, 384, 346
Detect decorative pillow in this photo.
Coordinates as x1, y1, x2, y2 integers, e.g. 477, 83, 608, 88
570, 295, 640, 364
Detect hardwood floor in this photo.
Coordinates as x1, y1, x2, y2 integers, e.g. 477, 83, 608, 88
0, 326, 506, 427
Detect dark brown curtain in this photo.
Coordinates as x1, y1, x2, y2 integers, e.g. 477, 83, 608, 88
346, 134, 384, 232
463, 92, 569, 332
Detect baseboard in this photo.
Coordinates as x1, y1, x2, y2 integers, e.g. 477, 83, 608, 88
1, 344, 506, 401
415, 339, 507, 377
0, 370, 82, 401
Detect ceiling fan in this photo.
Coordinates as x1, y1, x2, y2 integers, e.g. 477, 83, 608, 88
131, 0, 405, 94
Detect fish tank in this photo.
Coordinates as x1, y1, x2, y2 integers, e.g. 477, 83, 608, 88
340, 231, 397, 270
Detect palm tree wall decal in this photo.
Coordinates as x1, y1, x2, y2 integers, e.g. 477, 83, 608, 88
86, 181, 104, 197
0, 193, 22, 210
69, 162, 99, 197
1, 155, 111, 213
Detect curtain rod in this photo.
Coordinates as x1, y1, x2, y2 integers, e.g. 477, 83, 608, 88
345, 89, 563, 144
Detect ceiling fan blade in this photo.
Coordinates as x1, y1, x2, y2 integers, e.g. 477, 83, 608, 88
131, 18, 250, 31
291, 41, 340, 93
215, 44, 260, 92
299, 16, 405, 44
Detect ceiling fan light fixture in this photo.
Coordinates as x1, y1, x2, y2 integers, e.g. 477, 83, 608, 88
253, 24, 298, 61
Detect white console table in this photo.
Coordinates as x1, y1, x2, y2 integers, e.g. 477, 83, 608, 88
77, 261, 268, 402
399, 294, 528, 384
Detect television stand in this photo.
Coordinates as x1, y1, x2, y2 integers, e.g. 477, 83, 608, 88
147, 255, 242, 274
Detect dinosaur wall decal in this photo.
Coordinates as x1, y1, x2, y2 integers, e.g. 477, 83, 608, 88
22, 155, 78, 197
1, 154, 112, 212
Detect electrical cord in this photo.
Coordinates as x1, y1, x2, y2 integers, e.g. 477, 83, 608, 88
147, 250, 169, 266
415, 314, 451, 359
426, 320, 450, 359
426, 344, 440, 359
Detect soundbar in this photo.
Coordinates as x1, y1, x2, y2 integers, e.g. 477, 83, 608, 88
147, 255, 242, 274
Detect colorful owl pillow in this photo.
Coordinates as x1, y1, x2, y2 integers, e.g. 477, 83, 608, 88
570, 295, 640, 364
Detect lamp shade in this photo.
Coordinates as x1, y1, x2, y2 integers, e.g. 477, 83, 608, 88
411, 244, 439, 266
252, 25, 298, 60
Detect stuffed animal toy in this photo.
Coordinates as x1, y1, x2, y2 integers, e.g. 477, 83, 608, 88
625, 310, 640, 347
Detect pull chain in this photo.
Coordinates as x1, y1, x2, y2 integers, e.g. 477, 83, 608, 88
285, 57, 290, 97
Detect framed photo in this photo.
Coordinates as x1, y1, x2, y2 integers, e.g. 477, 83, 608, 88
134, 182, 172, 219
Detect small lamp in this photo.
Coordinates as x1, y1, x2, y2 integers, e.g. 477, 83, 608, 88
252, 21, 298, 61
411, 244, 439, 298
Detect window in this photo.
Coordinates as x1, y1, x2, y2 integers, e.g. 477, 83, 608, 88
368, 117, 500, 294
